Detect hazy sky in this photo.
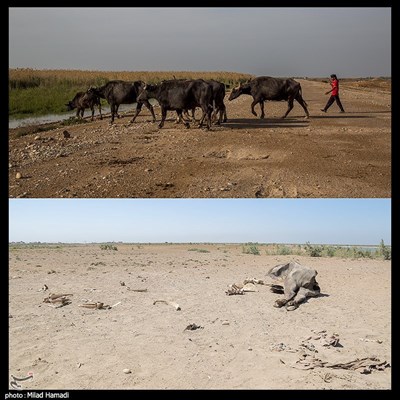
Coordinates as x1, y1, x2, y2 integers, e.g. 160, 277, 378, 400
9, 199, 391, 245
9, 7, 391, 77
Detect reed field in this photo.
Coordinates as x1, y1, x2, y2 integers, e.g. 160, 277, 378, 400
9, 68, 254, 119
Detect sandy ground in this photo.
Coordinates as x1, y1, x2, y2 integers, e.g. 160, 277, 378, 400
8, 78, 391, 198
8, 244, 391, 390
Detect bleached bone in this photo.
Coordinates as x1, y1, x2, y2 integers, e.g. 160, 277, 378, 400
78, 302, 110, 309
153, 300, 181, 311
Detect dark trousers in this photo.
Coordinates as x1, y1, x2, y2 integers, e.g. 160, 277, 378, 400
323, 95, 345, 112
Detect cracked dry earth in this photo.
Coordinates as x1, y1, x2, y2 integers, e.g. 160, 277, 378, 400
9, 79, 391, 198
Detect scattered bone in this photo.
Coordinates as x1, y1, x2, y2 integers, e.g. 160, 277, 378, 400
38, 284, 49, 292
225, 284, 244, 295
45, 297, 71, 309
226, 279, 279, 295
242, 283, 258, 292
153, 300, 181, 311
78, 302, 110, 310
291, 355, 390, 374
184, 324, 203, 331
243, 278, 264, 285
123, 369, 131, 374
322, 372, 333, 383
303, 331, 341, 348
222, 321, 230, 325
359, 338, 383, 344
127, 288, 148, 292
43, 293, 72, 307
270, 342, 297, 352
44, 293, 73, 302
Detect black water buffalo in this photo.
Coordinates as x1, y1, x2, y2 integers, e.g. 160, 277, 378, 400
206, 79, 227, 124
66, 90, 102, 121
267, 261, 320, 311
177, 80, 227, 125
137, 79, 213, 130
88, 80, 156, 124
228, 76, 309, 119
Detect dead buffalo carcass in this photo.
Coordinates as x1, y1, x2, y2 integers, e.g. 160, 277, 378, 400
267, 261, 320, 310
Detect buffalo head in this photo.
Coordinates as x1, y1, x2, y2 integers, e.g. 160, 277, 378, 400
228, 84, 243, 101
65, 101, 74, 111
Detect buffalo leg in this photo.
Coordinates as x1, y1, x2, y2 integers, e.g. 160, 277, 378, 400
115, 105, 120, 119
110, 103, 116, 123
296, 95, 310, 119
130, 102, 143, 123
90, 106, 95, 121
177, 110, 190, 128
222, 104, 227, 123
250, 100, 259, 117
281, 97, 294, 119
143, 100, 156, 122
158, 107, 167, 128
259, 101, 265, 119
274, 281, 298, 308
98, 103, 103, 120
285, 287, 320, 311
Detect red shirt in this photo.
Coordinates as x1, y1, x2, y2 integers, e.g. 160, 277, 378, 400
331, 79, 339, 96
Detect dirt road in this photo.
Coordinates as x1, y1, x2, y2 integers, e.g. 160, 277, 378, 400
9, 79, 391, 198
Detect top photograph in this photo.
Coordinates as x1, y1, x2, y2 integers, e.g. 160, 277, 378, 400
8, 7, 391, 199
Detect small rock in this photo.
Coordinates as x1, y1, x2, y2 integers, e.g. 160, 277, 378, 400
34, 135, 41, 141
248, 347, 253, 351
222, 321, 229, 326
63, 130, 71, 139
123, 368, 131, 374
15, 172, 22, 179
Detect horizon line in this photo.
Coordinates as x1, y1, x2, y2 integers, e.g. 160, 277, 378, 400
9, 241, 389, 247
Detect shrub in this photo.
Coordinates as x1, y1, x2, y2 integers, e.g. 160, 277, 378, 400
277, 245, 292, 255
379, 239, 391, 260
242, 244, 260, 255
100, 244, 118, 251
304, 241, 322, 257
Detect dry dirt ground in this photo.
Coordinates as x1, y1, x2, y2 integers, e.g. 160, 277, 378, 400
8, 79, 391, 198
8, 244, 391, 390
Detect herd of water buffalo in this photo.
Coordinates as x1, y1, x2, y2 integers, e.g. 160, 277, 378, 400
66, 76, 310, 130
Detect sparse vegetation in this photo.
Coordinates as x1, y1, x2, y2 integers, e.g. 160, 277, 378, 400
100, 244, 118, 251
188, 248, 210, 253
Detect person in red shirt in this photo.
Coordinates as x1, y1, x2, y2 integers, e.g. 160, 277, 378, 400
321, 74, 345, 113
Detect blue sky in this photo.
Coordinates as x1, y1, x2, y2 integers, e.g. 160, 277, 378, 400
8, 199, 391, 245
9, 7, 391, 77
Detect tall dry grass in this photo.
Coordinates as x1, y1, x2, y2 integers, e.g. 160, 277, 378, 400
9, 68, 254, 119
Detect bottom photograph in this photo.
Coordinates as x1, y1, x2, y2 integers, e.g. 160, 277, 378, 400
8, 199, 391, 391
